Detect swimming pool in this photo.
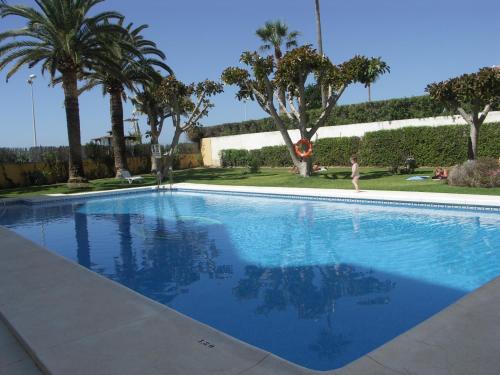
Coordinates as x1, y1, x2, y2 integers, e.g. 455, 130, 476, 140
1, 190, 499, 371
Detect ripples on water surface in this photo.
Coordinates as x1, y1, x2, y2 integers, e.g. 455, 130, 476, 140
1, 191, 499, 370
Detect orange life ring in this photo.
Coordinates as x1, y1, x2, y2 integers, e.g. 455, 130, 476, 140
294, 138, 313, 158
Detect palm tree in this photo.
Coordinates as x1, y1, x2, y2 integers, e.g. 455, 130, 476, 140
0, 0, 124, 183
256, 20, 299, 114
313, 0, 327, 109
365, 58, 390, 102
80, 21, 172, 178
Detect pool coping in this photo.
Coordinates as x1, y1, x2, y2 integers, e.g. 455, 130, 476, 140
1, 185, 500, 374
1, 183, 499, 211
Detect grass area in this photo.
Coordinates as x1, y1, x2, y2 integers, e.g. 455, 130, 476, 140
175, 167, 500, 195
1, 167, 499, 198
0, 175, 158, 198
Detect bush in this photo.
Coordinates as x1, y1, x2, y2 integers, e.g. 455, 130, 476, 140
448, 158, 499, 188
41, 151, 69, 183
247, 153, 261, 173
22, 170, 48, 186
220, 149, 250, 167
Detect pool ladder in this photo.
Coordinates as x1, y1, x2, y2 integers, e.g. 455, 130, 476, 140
156, 167, 174, 193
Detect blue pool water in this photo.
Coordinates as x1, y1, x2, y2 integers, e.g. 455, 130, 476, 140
1, 191, 499, 370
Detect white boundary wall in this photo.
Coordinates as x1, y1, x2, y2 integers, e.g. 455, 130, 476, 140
202, 112, 500, 166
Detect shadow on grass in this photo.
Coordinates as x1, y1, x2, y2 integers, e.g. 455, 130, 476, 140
0, 176, 158, 199
174, 168, 282, 183
359, 171, 394, 180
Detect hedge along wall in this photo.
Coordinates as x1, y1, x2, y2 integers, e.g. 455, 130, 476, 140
195, 96, 452, 139
220, 123, 500, 168
359, 122, 500, 167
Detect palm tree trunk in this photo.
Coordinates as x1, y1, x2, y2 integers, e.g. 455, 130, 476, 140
314, 0, 328, 109
109, 89, 129, 178
62, 71, 86, 183
368, 83, 372, 102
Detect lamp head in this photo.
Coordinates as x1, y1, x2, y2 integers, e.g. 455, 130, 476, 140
27, 74, 37, 84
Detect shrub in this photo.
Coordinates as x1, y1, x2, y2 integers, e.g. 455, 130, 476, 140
23, 170, 48, 186
247, 153, 261, 173
448, 158, 499, 188
41, 151, 69, 183
220, 149, 250, 167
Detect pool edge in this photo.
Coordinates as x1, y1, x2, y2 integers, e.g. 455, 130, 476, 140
1, 183, 499, 212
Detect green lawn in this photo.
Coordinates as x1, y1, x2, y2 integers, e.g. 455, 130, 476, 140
1, 167, 499, 198
175, 167, 500, 195
0, 175, 158, 198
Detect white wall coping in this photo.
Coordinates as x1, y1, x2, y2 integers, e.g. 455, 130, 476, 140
203, 111, 500, 166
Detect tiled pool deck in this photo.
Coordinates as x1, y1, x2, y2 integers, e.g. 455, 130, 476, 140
0, 319, 41, 375
1, 184, 500, 375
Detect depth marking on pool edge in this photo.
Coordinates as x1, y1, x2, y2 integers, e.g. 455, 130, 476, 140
198, 339, 216, 349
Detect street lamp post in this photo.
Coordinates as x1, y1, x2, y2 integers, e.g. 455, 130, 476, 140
27, 74, 38, 147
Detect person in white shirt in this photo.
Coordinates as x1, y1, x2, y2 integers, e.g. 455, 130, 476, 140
350, 156, 360, 193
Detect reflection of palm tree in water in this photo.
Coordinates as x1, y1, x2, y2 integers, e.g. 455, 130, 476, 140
113, 212, 138, 289
74, 209, 91, 268
233, 264, 395, 358
112, 193, 233, 304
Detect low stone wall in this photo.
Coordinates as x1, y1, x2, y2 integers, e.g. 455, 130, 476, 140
201, 112, 500, 166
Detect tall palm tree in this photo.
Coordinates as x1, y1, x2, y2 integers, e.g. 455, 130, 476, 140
256, 20, 299, 114
80, 21, 172, 178
0, 0, 123, 183
364, 58, 390, 102
313, 0, 327, 109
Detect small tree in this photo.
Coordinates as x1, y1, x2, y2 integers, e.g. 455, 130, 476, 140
222, 45, 386, 177
132, 74, 172, 172
426, 67, 500, 160
155, 76, 223, 177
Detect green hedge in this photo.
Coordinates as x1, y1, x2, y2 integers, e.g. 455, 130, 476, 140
198, 96, 451, 139
359, 123, 500, 167
220, 123, 500, 168
314, 137, 362, 166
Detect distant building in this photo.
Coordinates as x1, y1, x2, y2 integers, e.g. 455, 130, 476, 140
91, 131, 140, 147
